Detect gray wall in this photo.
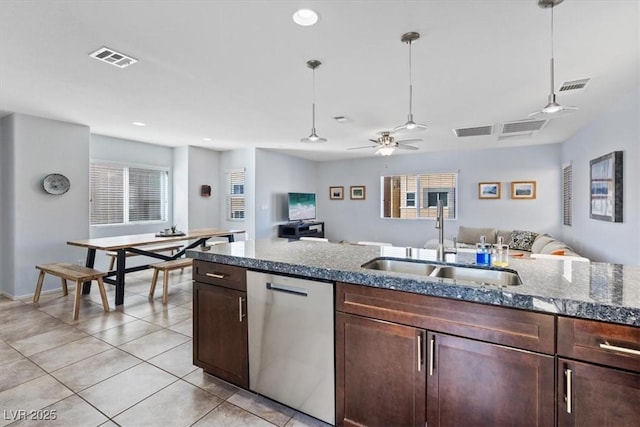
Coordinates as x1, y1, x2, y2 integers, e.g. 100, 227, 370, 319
254, 149, 318, 240
316, 144, 563, 248
185, 146, 221, 230
561, 88, 640, 264
173, 146, 189, 231
1, 114, 90, 298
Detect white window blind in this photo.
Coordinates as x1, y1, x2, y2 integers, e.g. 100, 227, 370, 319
563, 163, 572, 226
227, 169, 245, 220
90, 163, 168, 225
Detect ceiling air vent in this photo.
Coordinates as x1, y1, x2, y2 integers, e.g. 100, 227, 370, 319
89, 47, 138, 68
453, 125, 494, 137
559, 78, 590, 92
501, 119, 547, 135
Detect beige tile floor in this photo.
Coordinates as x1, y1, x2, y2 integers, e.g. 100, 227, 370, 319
0, 269, 330, 427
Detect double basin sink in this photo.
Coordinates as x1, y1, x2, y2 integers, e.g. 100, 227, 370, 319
362, 257, 522, 287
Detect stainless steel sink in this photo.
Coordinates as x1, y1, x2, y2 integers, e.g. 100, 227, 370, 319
432, 266, 522, 286
361, 258, 439, 276
361, 258, 522, 286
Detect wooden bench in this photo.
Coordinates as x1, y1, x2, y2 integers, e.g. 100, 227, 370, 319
34, 263, 109, 320
149, 258, 193, 304
106, 244, 184, 270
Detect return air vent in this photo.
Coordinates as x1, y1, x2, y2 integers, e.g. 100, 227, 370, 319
559, 78, 590, 92
453, 125, 494, 137
501, 119, 547, 134
89, 47, 138, 68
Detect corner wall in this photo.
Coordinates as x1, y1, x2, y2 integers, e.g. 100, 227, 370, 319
2, 114, 90, 298
561, 88, 640, 264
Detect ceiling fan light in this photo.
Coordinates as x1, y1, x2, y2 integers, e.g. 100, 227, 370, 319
542, 103, 563, 114
376, 146, 396, 156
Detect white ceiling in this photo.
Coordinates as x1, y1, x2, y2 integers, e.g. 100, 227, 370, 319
1, 0, 638, 161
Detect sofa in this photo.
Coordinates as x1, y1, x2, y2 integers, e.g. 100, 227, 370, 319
425, 225, 583, 258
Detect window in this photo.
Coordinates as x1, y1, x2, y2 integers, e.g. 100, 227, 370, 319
90, 163, 168, 225
382, 172, 457, 219
227, 169, 245, 220
563, 162, 572, 226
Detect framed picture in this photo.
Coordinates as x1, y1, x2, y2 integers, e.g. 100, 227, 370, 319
200, 184, 211, 197
590, 151, 623, 222
511, 181, 536, 199
478, 182, 501, 199
329, 186, 344, 200
350, 185, 366, 200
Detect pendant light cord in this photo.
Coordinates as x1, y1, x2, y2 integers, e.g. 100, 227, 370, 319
549, 6, 555, 96
408, 39, 413, 115
311, 66, 316, 129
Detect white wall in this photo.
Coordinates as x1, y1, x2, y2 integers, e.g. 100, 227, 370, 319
316, 143, 563, 248
89, 134, 174, 239
561, 88, 640, 265
254, 149, 318, 240
173, 146, 189, 231
185, 146, 220, 229
220, 148, 255, 240
1, 114, 90, 298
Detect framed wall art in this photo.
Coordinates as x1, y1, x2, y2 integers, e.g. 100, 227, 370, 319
329, 186, 344, 200
478, 182, 501, 199
590, 151, 623, 222
350, 185, 366, 200
511, 181, 536, 199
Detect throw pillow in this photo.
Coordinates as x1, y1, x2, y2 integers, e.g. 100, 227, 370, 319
531, 234, 555, 254
509, 230, 539, 251
550, 249, 565, 256
540, 241, 573, 255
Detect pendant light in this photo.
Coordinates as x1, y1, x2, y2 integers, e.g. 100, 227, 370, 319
529, 0, 577, 118
394, 32, 428, 133
301, 59, 327, 143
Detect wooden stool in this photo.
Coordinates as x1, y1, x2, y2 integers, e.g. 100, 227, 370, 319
149, 258, 193, 304
34, 263, 110, 320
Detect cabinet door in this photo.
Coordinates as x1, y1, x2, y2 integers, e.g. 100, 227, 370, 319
193, 282, 248, 388
558, 358, 640, 427
426, 332, 554, 427
336, 312, 425, 427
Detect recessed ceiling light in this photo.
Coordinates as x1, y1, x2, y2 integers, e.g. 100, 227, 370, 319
203, 137, 213, 142
293, 9, 319, 26
132, 122, 146, 127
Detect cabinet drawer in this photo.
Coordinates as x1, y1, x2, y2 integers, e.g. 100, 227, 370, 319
193, 260, 246, 291
558, 316, 640, 372
336, 282, 555, 354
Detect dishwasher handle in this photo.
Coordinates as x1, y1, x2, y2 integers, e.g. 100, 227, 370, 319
266, 282, 309, 297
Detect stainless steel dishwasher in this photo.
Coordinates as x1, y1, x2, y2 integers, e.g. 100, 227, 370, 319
246, 271, 334, 425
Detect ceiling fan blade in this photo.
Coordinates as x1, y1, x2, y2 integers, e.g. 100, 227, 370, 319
348, 145, 378, 150
395, 144, 419, 150
396, 138, 423, 145
368, 139, 379, 143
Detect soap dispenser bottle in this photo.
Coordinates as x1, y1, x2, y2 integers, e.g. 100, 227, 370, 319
476, 235, 492, 266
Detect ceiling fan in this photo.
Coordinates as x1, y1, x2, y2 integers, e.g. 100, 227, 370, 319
529, 0, 577, 118
348, 131, 422, 156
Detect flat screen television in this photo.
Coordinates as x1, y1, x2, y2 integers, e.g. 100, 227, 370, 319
288, 192, 317, 221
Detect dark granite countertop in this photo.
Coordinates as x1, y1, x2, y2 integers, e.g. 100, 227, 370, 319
187, 239, 640, 327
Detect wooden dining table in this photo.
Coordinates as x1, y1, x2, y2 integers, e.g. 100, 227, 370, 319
67, 228, 245, 305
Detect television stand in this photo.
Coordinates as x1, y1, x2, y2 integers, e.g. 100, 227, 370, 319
278, 221, 325, 240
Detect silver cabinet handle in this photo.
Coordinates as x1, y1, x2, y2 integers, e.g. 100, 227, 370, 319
599, 342, 640, 356
417, 333, 422, 372
266, 282, 308, 297
206, 272, 225, 279
238, 296, 246, 322
429, 336, 435, 376
565, 368, 572, 414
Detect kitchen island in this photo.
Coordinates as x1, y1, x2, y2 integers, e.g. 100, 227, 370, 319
188, 239, 639, 427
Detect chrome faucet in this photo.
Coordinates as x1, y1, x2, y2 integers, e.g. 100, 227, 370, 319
435, 200, 455, 262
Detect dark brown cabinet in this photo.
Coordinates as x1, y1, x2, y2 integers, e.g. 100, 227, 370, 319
427, 332, 555, 427
336, 312, 425, 427
557, 317, 640, 427
336, 282, 556, 427
193, 261, 248, 388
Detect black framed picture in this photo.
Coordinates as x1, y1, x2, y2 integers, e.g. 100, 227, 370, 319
590, 151, 623, 222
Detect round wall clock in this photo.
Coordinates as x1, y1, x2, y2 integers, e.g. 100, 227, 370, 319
43, 173, 71, 195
